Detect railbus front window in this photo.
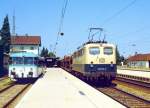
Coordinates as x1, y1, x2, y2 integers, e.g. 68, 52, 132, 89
89, 47, 100, 55
11, 57, 23, 64
24, 57, 34, 65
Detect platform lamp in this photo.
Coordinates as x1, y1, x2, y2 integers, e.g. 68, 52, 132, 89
60, 32, 64, 36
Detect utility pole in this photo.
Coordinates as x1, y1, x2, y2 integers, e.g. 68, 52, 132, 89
12, 10, 16, 35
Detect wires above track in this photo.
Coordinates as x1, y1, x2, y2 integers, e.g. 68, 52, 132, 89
101, 0, 138, 26
58, 0, 69, 35
53, 0, 69, 55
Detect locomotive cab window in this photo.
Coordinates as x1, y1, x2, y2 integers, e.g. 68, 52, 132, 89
104, 47, 113, 55
89, 47, 100, 55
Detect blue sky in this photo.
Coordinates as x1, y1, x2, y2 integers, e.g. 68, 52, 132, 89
0, 0, 150, 57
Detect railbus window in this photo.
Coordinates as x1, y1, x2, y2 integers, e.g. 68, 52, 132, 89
104, 47, 113, 55
12, 57, 23, 64
24, 57, 34, 65
89, 47, 100, 55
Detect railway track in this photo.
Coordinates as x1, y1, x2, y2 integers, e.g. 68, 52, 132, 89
0, 83, 31, 108
116, 77, 150, 88
63, 68, 150, 107
97, 87, 150, 108
0, 77, 14, 92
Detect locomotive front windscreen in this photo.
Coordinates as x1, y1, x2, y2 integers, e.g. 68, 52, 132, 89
89, 47, 100, 55
104, 47, 113, 55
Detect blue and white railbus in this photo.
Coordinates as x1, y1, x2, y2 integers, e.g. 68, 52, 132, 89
9, 52, 44, 81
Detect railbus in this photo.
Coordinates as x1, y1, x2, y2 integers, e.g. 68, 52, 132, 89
9, 52, 44, 81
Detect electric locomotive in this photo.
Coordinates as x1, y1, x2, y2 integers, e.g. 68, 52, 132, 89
72, 41, 116, 83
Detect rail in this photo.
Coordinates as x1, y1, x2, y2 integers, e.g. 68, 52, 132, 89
97, 87, 150, 108
0, 84, 31, 108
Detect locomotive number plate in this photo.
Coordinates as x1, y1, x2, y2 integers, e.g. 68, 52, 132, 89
97, 67, 106, 71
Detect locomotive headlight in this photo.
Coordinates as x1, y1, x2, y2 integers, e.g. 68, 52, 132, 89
90, 61, 94, 68
110, 61, 113, 67
90, 64, 94, 68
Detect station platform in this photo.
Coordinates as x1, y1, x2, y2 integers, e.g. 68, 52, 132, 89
117, 69, 150, 78
15, 68, 125, 108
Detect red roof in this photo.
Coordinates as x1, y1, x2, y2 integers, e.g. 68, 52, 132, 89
11, 36, 41, 46
127, 54, 150, 61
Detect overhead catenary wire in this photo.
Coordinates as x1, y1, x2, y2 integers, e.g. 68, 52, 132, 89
90, 0, 138, 43
53, 0, 69, 55
101, 0, 138, 26
58, 0, 69, 35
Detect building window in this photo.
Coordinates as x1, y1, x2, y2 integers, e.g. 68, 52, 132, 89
30, 46, 34, 50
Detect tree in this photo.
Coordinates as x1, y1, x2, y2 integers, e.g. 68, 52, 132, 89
40, 47, 56, 57
0, 15, 10, 76
48, 52, 56, 57
0, 15, 11, 53
116, 46, 121, 65
40, 47, 46, 57
45, 48, 49, 57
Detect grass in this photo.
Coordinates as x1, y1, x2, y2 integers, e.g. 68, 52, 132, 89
0, 78, 14, 87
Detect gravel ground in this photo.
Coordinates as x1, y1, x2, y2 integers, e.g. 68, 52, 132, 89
8, 84, 32, 108
113, 80, 150, 101
0, 78, 14, 91
0, 84, 28, 108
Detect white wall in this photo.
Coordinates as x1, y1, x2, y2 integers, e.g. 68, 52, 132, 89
10, 45, 39, 55
127, 61, 149, 68
146, 61, 149, 68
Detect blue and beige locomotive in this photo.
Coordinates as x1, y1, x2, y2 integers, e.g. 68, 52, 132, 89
9, 52, 44, 80
72, 41, 116, 83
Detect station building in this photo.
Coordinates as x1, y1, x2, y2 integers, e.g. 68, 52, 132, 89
127, 54, 150, 68
10, 35, 41, 55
